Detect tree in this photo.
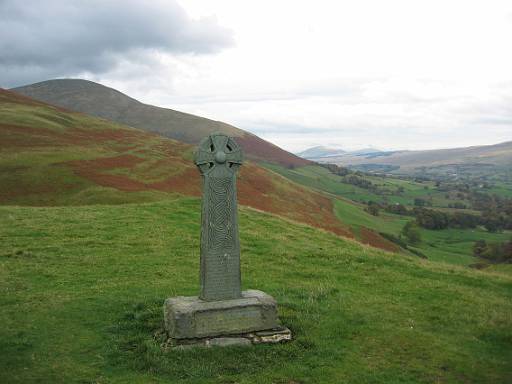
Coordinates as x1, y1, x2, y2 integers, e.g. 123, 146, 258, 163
366, 201, 380, 216
414, 208, 449, 230
473, 238, 512, 263
473, 240, 488, 257
401, 221, 422, 245
483, 214, 503, 233
385, 203, 409, 216
414, 198, 427, 207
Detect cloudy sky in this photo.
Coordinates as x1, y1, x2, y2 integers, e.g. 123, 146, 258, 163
1, 0, 511, 152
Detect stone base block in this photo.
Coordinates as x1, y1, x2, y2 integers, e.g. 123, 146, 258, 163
166, 327, 292, 349
164, 290, 283, 340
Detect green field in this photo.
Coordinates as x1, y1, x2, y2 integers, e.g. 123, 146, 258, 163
1, 198, 512, 383
333, 199, 511, 266
263, 163, 469, 208
488, 182, 512, 199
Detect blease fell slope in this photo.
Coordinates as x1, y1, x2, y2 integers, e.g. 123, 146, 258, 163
11, 79, 310, 168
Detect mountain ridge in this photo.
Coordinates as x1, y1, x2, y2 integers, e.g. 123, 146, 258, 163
11, 79, 310, 168
302, 140, 512, 174
296, 146, 347, 159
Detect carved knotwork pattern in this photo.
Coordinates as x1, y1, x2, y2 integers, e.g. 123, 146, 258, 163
208, 177, 234, 251
194, 133, 243, 300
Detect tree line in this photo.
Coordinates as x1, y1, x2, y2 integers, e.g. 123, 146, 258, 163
378, 202, 508, 232
473, 238, 512, 263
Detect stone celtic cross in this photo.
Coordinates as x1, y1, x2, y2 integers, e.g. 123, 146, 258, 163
194, 133, 244, 301
164, 132, 290, 346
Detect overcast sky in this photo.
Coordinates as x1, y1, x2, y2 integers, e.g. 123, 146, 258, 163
1, 0, 511, 151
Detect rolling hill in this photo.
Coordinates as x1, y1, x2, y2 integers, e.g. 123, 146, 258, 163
296, 146, 346, 159
313, 141, 512, 175
11, 79, 310, 168
0, 87, 350, 238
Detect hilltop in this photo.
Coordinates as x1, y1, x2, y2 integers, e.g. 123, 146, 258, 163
0, 88, 349, 238
11, 79, 310, 168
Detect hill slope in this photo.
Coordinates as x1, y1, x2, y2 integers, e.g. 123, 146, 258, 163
11, 79, 310, 167
0, 88, 350, 238
1, 198, 511, 383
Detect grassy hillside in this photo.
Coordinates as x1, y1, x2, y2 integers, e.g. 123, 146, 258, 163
333, 199, 511, 266
0, 88, 350, 238
1, 198, 511, 383
11, 79, 310, 168
264, 164, 447, 206
264, 163, 512, 266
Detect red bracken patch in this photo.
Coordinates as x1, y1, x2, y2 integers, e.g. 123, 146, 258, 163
150, 167, 201, 196
237, 163, 353, 238
360, 227, 400, 253
66, 155, 148, 192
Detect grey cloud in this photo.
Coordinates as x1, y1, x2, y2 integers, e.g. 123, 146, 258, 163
0, 0, 233, 87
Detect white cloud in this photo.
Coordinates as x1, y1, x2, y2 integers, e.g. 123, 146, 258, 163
0, 0, 233, 87
3, 0, 512, 151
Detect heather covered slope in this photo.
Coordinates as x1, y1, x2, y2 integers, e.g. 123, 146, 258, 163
11, 79, 310, 168
0, 88, 349, 237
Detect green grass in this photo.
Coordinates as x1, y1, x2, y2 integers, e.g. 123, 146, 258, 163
333, 198, 408, 234
1, 198, 512, 383
263, 163, 469, 208
488, 182, 512, 198
332, 199, 512, 266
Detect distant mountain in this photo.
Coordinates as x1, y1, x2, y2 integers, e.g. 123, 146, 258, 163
296, 146, 347, 159
11, 79, 310, 168
297, 146, 385, 160
318, 141, 512, 175
349, 147, 382, 156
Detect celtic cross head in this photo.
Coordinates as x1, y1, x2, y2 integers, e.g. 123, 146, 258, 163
194, 133, 243, 175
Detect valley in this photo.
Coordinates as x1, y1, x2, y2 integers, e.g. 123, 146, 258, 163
2, 82, 511, 269
264, 163, 512, 267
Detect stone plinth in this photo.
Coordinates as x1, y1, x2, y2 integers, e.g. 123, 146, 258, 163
164, 290, 281, 340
